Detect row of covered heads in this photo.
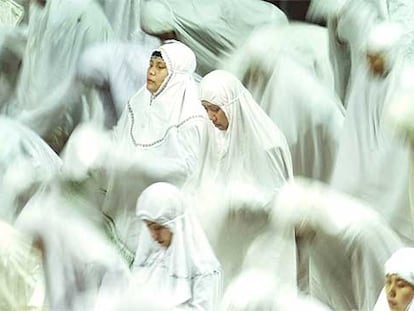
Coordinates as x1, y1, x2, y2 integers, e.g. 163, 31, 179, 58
1, 0, 414, 310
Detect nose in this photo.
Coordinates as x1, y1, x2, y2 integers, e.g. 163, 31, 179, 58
150, 230, 159, 242
207, 111, 216, 122
387, 284, 396, 298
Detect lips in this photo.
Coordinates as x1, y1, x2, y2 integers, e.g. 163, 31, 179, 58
388, 299, 397, 307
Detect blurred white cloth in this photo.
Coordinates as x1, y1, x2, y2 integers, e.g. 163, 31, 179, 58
224, 26, 344, 182
274, 179, 403, 311
16, 182, 130, 311
8, 0, 113, 152
0, 0, 24, 26
0, 116, 61, 223
0, 220, 45, 310
140, 0, 287, 76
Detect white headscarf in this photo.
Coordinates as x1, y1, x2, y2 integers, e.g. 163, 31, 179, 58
115, 39, 205, 148
133, 182, 222, 310
140, 0, 287, 76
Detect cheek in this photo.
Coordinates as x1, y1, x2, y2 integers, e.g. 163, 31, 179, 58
397, 288, 414, 305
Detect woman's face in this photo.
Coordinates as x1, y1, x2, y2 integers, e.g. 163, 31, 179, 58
202, 100, 229, 131
386, 274, 414, 311
146, 57, 169, 94
144, 221, 173, 248
366, 52, 386, 77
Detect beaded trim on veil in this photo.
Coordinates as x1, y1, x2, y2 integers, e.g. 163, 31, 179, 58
127, 102, 204, 148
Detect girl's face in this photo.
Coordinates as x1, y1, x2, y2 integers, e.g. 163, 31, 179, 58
386, 274, 414, 311
202, 100, 229, 131
144, 221, 173, 248
146, 57, 169, 94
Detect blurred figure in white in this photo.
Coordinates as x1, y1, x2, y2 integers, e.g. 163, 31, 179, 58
330, 22, 414, 244
0, 220, 45, 310
16, 180, 130, 311
101, 40, 207, 263
0, 116, 61, 223
308, 0, 389, 103
140, 0, 288, 76
6, 0, 113, 153
0, 25, 26, 114
373, 248, 414, 311
274, 178, 403, 310
0, 0, 24, 26
309, 0, 414, 104
131, 182, 222, 310
220, 268, 331, 311
224, 24, 344, 182
386, 66, 414, 243
184, 70, 295, 289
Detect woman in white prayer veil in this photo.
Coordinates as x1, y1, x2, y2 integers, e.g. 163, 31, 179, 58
6, 0, 113, 153
330, 22, 414, 244
139, 0, 287, 76
373, 248, 414, 311
223, 24, 344, 183
0, 220, 45, 310
102, 40, 206, 263
273, 178, 403, 311
131, 182, 222, 311
184, 70, 295, 289
0, 116, 61, 223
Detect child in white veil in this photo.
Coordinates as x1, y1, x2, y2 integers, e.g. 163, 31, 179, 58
132, 182, 222, 310
373, 248, 414, 311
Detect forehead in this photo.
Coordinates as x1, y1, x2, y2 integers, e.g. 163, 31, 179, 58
386, 274, 409, 282
202, 100, 220, 109
150, 56, 167, 65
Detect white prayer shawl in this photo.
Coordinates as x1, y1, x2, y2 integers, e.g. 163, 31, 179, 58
331, 57, 414, 242
103, 40, 206, 253
140, 0, 287, 76
8, 0, 113, 151
184, 70, 295, 289
274, 179, 403, 311
77, 38, 160, 118
132, 183, 222, 311
225, 31, 344, 182
373, 248, 414, 311
0, 116, 61, 223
